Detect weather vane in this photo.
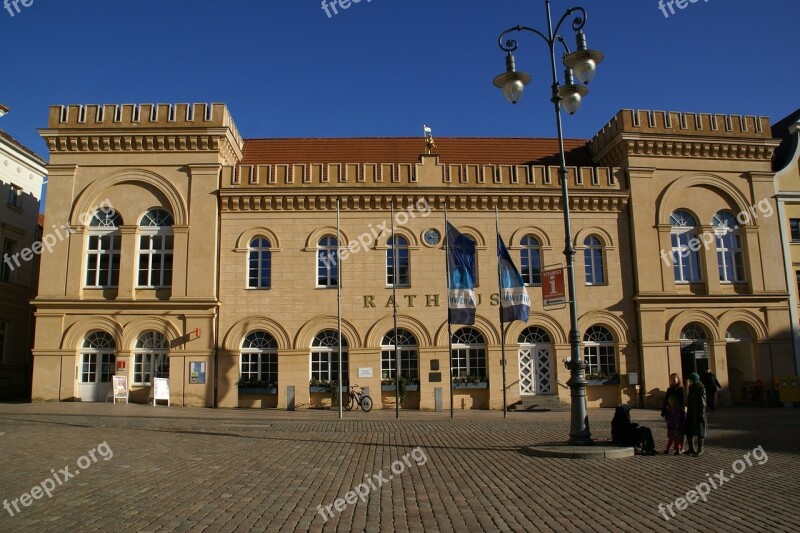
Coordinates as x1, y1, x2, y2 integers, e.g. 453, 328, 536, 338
423, 124, 436, 154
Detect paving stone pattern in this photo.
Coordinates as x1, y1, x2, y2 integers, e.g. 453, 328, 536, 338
0, 403, 797, 532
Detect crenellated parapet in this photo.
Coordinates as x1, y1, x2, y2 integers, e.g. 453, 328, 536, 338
591, 109, 778, 167
39, 103, 244, 165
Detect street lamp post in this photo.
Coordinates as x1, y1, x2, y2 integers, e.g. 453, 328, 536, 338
493, 0, 603, 445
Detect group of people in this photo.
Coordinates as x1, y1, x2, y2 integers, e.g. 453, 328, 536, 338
611, 369, 719, 456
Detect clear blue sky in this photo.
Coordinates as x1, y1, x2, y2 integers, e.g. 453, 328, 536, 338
1, 0, 798, 160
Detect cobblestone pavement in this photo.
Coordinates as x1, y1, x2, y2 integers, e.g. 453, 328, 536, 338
0, 403, 797, 532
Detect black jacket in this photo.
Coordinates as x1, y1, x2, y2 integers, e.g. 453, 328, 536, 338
686, 383, 708, 437
661, 384, 685, 417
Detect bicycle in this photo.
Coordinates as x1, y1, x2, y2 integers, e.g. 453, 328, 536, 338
344, 384, 373, 412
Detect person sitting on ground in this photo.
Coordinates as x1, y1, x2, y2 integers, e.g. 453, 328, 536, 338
611, 404, 657, 455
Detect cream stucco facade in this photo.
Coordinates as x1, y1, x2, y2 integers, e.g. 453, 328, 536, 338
29, 103, 795, 410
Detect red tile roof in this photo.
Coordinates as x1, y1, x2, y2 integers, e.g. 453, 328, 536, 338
241, 137, 593, 167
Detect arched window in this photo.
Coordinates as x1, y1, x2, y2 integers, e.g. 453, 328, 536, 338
681, 323, 709, 375
133, 331, 169, 385
583, 236, 605, 285
85, 210, 123, 288
386, 235, 410, 287
712, 211, 744, 283
381, 329, 419, 380
518, 327, 551, 345
670, 210, 702, 283
520, 235, 541, 286
310, 330, 348, 384
240, 331, 278, 386
138, 209, 174, 288
451, 327, 486, 379
583, 326, 616, 377
80, 331, 116, 384
317, 236, 339, 287
248, 237, 272, 289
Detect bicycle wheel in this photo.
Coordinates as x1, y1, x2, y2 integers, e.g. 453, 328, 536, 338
360, 395, 373, 413
345, 393, 355, 411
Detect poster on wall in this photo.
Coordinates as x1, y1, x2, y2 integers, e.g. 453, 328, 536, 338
112, 375, 128, 404
153, 377, 170, 406
189, 362, 206, 384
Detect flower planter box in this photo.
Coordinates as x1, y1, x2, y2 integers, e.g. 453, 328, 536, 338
453, 382, 488, 389
239, 387, 277, 394
586, 378, 620, 386
381, 384, 419, 392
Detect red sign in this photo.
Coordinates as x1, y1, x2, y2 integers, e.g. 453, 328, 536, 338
117, 360, 126, 370
195, 328, 201, 338
542, 268, 566, 307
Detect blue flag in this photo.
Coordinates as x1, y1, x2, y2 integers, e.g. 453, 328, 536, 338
497, 232, 530, 323
446, 222, 476, 325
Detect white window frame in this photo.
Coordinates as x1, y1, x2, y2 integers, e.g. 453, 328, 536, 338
310, 330, 348, 384
317, 236, 339, 288
583, 326, 616, 376
132, 331, 169, 385
248, 238, 272, 289
85, 211, 122, 288
670, 210, 702, 284
520, 235, 541, 286
240, 331, 278, 385
380, 329, 419, 380
583, 236, 605, 285
137, 210, 174, 289
386, 235, 410, 287
713, 211, 745, 284
451, 328, 487, 379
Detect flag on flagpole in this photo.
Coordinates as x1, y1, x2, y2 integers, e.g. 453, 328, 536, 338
446, 222, 477, 325
497, 232, 530, 323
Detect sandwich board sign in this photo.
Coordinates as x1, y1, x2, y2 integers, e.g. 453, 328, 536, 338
112, 375, 128, 404
153, 378, 170, 406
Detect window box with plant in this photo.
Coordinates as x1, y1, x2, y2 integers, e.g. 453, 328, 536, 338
309, 378, 347, 393
237, 378, 277, 394
452, 375, 488, 389
584, 372, 620, 386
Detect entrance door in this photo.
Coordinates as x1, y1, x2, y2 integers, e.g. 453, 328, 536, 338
518, 345, 554, 395
78, 353, 115, 401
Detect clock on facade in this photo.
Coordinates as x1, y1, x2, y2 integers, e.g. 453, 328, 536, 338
423, 228, 441, 246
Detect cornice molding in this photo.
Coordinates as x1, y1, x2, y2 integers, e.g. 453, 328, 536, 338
219, 191, 630, 213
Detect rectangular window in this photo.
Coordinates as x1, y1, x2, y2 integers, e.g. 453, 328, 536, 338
386, 248, 410, 287
584, 345, 616, 376
791, 219, 800, 242
137, 234, 174, 288
1, 238, 15, 282
7, 185, 21, 208
240, 353, 278, 385
133, 353, 169, 384
86, 234, 121, 287
380, 349, 419, 380
311, 351, 348, 384
0, 322, 6, 362
450, 348, 486, 379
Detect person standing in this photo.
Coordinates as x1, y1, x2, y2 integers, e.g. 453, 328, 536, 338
701, 368, 722, 410
685, 372, 708, 457
661, 373, 686, 455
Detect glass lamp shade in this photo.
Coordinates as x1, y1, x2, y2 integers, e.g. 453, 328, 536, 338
493, 70, 532, 105
563, 49, 604, 84
558, 84, 589, 115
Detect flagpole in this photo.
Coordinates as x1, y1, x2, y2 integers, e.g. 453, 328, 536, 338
337, 198, 343, 420
496, 207, 508, 419
445, 202, 454, 419
391, 200, 400, 418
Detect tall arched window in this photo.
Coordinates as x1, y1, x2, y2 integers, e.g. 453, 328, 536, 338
386, 235, 410, 287
381, 329, 419, 380
133, 331, 169, 385
85, 210, 123, 288
248, 237, 272, 289
240, 331, 278, 386
520, 235, 541, 286
583, 326, 616, 377
681, 323, 709, 376
670, 210, 702, 283
138, 209, 174, 288
713, 211, 744, 283
583, 236, 605, 285
451, 327, 486, 379
80, 331, 116, 384
311, 330, 348, 384
317, 236, 339, 287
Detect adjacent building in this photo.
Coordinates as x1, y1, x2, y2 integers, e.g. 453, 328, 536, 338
0, 121, 47, 400
29, 103, 796, 410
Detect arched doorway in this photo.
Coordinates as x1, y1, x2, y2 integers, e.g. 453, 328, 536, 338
518, 327, 553, 395
725, 323, 757, 404
78, 331, 116, 402
680, 323, 710, 379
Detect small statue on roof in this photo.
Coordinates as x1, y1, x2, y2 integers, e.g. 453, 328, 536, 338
424, 124, 436, 154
